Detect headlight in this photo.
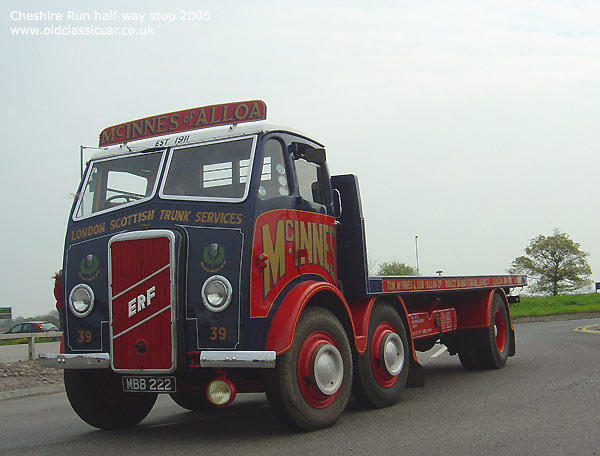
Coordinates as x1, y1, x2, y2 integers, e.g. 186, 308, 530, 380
206, 378, 236, 406
69, 284, 95, 317
201, 275, 232, 312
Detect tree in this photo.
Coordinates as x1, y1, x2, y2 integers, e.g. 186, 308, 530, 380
510, 229, 592, 296
377, 260, 418, 276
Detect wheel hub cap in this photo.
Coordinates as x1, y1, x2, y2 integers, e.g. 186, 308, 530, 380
381, 332, 404, 376
312, 343, 343, 396
494, 309, 506, 352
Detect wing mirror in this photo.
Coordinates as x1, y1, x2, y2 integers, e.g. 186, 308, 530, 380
289, 142, 326, 164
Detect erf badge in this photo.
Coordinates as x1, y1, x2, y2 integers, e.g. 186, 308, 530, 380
79, 254, 100, 281
201, 243, 226, 273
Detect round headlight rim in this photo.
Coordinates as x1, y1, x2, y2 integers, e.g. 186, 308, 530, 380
201, 275, 233, 313
68, 283, 95, 318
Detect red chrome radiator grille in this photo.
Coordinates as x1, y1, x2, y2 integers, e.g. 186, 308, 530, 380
109, 232, 175, 372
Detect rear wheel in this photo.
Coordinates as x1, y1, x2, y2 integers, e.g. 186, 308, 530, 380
65, 369, 157, 429
265, 307, 352, 431
353, 303, 409, 408
457, 336, 481, 369
458, 293, 511, 370
481, 293, 511, 368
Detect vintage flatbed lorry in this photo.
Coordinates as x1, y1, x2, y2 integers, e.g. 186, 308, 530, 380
40, 100, 526, 431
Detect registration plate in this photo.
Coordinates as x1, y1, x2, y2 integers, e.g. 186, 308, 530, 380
122, 376, 176, 393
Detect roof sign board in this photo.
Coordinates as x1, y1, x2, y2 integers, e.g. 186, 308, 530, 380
99, 100, 267, 147
0, 307, 11, 320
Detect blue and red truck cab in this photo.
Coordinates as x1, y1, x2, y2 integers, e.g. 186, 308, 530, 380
41, 100, 526, 431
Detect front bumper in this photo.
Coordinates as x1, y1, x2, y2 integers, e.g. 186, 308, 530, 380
38, 350, 276, 369
199, 350, 276, 368
38, 353, 111, 369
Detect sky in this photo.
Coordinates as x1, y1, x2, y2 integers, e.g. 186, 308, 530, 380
2, 0, 599, 317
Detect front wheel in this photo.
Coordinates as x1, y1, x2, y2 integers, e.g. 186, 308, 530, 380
265, 307, 353, 431
65, 369, 157, 429
170, 391, 214, 411
353, 303, 409, 408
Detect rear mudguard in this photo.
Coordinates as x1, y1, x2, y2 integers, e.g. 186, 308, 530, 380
453, 288, 515, 356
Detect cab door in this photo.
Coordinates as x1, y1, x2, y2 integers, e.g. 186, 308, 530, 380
249, 136, 338, 321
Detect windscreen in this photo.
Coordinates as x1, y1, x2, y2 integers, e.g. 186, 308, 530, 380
75, 151, 164, 219
161, 137, 255, 201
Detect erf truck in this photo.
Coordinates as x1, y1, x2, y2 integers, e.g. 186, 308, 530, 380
41, 100, 526, 431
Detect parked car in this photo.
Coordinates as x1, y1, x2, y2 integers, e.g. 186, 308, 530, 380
5, 321, 58, 334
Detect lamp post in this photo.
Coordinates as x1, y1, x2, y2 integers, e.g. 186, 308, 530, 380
415, 235, 420, 275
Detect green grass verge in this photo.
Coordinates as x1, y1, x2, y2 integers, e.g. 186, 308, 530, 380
510, 293, 600, 318
0, 337, 60, 346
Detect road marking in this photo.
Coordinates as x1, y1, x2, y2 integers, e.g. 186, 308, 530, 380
431, 346, 447, 358
574, 324, 600, 334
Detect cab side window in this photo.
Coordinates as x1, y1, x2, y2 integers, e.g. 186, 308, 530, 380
295, 158, 326, 205
257, 139, 290, 199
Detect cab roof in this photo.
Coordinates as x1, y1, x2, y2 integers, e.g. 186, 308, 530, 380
89, 122, 321, 160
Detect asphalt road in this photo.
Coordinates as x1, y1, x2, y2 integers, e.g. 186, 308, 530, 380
1, 318, 598, 456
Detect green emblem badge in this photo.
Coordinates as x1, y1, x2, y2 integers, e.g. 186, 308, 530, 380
201, 243, 226, 272
79, 254, 100, 281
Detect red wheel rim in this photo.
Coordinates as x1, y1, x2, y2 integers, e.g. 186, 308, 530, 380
494, 309, 506, 353
370, 323, 401, 388
296, 331, 341, 409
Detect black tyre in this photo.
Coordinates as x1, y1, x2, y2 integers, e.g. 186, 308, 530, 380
457, 334, 482, 369
480, 293, 511, 368
458, 293, 511, 370
353, 303, 409, 408
65, 369, 157, 429
265, 307, 353, 431
170, 391, 214, 411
